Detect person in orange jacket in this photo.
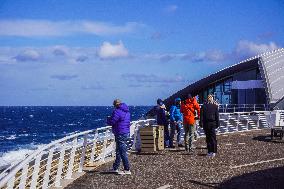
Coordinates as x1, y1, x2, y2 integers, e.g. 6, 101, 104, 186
181, 94, 200, 152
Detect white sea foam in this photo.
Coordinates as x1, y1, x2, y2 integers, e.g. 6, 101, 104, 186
0, 144, 45, 168
18, 134, 29, 137
6, 135, 17, 140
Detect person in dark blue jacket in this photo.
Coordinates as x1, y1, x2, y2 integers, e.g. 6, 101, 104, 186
107, 99, 131, 175
155, 98, 170, 147
169, 98, 183, 148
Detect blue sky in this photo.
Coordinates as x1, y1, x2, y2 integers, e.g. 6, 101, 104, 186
0, 0, 283, 106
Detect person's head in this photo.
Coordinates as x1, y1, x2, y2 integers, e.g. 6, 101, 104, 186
113, 99, 121, 108
187, 93, 193, 100
157, 98, 163, 106
207, 94, 214, 104
175, 98, 181, 105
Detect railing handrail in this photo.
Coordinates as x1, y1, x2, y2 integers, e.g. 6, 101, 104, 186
0, 119, 154, 188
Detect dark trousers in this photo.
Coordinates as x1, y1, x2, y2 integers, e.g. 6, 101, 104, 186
164, 124, 170, 146
204, 126, 217, 153
113, 133, 130, 171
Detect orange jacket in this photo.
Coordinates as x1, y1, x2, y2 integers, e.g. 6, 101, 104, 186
181, 97, 200, 125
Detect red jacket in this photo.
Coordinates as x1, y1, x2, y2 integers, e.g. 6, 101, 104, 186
181, 97, 200, 125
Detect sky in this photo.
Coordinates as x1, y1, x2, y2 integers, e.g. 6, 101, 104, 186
0, 0, 283, 106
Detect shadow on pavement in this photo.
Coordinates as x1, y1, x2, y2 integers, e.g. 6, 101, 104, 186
218, 166, 284, 189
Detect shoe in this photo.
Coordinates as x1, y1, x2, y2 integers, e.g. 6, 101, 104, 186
169, 145, 175, 148
178, 144, 183, 147
108, 169, 119, 173
207, 153, 216, 157
118, 170, 131, 175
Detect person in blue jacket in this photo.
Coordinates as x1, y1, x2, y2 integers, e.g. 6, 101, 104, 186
169, 98, 183, 148
107, 99, 131, 175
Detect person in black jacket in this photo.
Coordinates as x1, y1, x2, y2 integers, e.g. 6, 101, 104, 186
200, 95, 219, 157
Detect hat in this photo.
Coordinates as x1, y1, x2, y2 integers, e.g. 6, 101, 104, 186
113, 99, 121, 106
157, 98, 163, 105
175, 97, 181, 102
187, 93, 193, 99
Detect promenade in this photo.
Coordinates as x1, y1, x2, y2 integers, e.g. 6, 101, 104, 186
66, 129, 284, 189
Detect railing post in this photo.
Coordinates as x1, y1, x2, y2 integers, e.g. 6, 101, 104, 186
66, 138, 78, 179
42, 147, 55, 188
89, 130, 98, 165
54, 142, 66, 187
237, 113, 240, 131
18, 163, 29, 189
30, 153, 43, 189
102, 130, 109, 163
131, 122, 138, 151
7, 175, 15, 189
78, 134, 88, 173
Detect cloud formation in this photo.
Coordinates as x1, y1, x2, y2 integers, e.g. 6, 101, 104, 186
53, 46, 69, 56
97, 41, 129, 59
164, 5, 178, 13
0, 19, 144, 37
233, 40, 279, 60
14, 50, 41, 62
50, 74, 78, 80
121, 73, 186, 83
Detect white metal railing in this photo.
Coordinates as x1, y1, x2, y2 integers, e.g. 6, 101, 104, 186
0, 119, 155, 189
1, 110, 282, 188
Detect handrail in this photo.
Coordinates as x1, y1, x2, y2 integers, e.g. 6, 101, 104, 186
1, 111, 282, 188
0, 119, 154, 188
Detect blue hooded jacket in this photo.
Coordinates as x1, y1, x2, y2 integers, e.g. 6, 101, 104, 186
170, 98, 183, 122
107, 103, 131, 135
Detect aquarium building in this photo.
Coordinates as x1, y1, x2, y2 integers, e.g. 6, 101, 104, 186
164, 48, 284, 111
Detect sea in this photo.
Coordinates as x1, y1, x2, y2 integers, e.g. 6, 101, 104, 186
0, 106, 151, 169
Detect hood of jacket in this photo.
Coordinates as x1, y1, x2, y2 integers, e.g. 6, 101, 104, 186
117, 103, 129, 112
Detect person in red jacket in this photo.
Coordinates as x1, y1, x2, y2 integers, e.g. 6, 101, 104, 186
181, 94, 200, 152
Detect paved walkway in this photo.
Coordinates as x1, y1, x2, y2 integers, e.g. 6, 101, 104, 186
66, 129, 284, 189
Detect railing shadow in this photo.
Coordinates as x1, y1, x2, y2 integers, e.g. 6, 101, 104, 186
218, 166, 284, 189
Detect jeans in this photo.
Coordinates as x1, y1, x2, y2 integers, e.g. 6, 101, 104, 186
169, 121, 182, 147
113, 133, 130, 171
183, 124, 195, 150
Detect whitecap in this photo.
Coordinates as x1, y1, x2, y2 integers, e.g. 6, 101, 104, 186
0, 143, 45, 169
6, 135, 17, 140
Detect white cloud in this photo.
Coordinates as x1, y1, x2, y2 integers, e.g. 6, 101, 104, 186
164, 5, 178, 13
97, 41, 129, 59
0, 19, 144, 37
121, 73, 186, 83
234, 40, 279, 58
14, 50, 40, 62
52, 46, 69, 56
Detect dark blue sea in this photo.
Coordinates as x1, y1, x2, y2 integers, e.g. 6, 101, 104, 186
0, 106, 151, 167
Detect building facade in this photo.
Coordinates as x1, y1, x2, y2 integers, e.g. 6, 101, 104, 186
164, 48, 284, 111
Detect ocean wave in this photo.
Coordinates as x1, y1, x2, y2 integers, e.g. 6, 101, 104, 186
18, 134, 29, 137
0, 143, 45, 168
6, 135, 17, 140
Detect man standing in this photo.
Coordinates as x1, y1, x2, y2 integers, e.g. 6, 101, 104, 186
181, 94, 200, 152
155, 98, 170, 147
107, 99, 131, 175
169, 98, 183, 148
200, 95, 219, 157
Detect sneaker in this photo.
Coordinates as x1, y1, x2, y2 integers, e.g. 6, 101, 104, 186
118, 170, 131, 175
108, 169, 119, 173
207, 153, 216, 157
